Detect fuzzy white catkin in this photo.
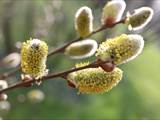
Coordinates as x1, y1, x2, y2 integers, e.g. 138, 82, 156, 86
27, 89, 45, 103
0, 101, 10, 112
101, 0, 126, 26
2, 52, 20, 68
0, 80, 8, 90
75, 6, 93, 38
0, 80, 8, 101
65, 39, 98, 59
126, 7, 154, 31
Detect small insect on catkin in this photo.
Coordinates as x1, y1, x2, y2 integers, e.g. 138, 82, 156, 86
67, 63, 123, 94
21, 38, 48, 79
96, 34, 144, 65
75, 6, 93, 38
126, 7, 154, 31
65, 39, 98, 59
101, 0, 126, 27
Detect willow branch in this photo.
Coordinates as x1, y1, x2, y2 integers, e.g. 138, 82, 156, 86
0, 19, 125, 80
47, 37, 82, 57
47, 19, 125, 57
0, 60, 108, 94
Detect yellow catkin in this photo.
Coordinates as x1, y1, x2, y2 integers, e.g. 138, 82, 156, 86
21, 38, 48, 79
96, 34, 144, 65
67, 67, 123, 94
75, 6, 93, 38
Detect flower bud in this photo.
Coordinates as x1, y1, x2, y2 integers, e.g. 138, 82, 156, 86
126, 7, 154, 31
1, 52, 20, 68
27, 89, 45, 103
67, 63, 123, 94
0, 94, 8, 101
0, 101, 10, 114
101, 0, 126, 27
65, 39, 98, 59
0, 80, 8, 101
96, 34, 144, 65
75, 6, 93, 38
21, 38, 48, 79
0, 80, 8, 90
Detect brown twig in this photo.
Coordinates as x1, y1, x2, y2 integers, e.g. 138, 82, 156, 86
47, 27, 106, 57
0, 60, 108, 94
0, 19, 125, 79
47, 37, 82, 57
47, 18, 125, 57
0, 19, 125, 93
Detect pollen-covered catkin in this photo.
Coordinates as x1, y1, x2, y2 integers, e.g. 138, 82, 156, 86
67, 66, 123, 94
96, 34, 144, 65
21, 38, 48, 79
75, 6, 93, 38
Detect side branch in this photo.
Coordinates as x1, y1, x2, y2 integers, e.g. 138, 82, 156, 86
0, 60, 108, 94
0, 19, 125, 81
47, 18, 125, 57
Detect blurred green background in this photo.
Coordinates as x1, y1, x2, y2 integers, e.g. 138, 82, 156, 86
0, 0, 160, 119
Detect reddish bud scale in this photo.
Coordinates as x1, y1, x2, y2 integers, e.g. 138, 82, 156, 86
67, 80, 76, 88
100, 62, 115, 72
104, 17, 115, 27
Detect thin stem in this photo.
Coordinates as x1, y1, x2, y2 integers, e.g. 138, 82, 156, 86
0, 60, 108, 94
0, 19, 125, 92
47, 27, 105, 57
47, 18, 125, 57
47, 37, 82, 57
0, 19, 125, 79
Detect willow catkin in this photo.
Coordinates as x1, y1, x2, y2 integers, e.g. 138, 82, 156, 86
0, 80, 8, 101
21, 38, 48, 79
27, 89, 45, 103
101, 0, 126, 26
0, 80, 8, 90
65, 39, 98, 59
67, 66, 123, 94
126, 7, 154, 31
96, 34, 144, 65
75, 6, 93, 38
